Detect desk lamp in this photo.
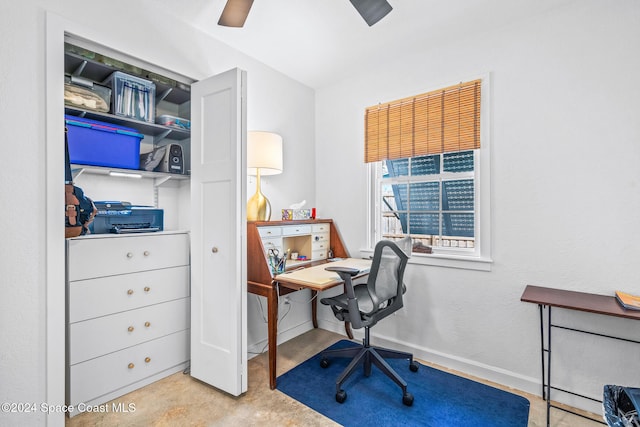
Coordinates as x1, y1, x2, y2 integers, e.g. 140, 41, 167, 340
247, 131, 283, 221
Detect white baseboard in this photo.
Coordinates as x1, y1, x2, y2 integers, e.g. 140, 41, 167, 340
247, 321, 315, 358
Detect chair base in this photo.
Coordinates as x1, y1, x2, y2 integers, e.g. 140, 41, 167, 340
320, 328, 418, 405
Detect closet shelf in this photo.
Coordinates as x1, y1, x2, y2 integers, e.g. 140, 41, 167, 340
65, 107, 190, 142
70, 164, 189, 181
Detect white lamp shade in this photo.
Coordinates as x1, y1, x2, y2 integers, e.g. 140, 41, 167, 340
247, 131, 283, 176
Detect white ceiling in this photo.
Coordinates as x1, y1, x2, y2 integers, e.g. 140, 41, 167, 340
145, 0, 575, 88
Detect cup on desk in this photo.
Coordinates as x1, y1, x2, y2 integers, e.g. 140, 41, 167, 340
291, 252, 298, 261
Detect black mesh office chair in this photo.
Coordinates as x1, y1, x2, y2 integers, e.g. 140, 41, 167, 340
319, 237, 419, 406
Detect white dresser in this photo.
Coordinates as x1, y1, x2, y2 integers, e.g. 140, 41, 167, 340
66, 231, 190, 414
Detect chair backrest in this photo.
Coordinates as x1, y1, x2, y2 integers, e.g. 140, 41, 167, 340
367, 237, 411, 309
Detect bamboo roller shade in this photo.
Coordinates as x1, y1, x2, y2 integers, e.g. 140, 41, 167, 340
365, 79, 481, 163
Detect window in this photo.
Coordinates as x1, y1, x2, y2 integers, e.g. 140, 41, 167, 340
379, 150, 476, 251
365, 78, 491, 269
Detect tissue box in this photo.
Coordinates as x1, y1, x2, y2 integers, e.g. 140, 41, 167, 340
282, 209, 312, 220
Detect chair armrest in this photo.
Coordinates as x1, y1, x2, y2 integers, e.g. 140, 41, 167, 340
324, 266, 363, 329
325, 266, 361, 277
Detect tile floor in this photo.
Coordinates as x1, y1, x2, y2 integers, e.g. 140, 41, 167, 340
66, 328, 604, 427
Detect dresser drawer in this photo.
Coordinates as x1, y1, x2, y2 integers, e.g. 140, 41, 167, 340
68, 330, 189, 406
68, 266, 189, 323
69, 298, 190, 365
67, 233, 189, 281
281, 225, 311, 236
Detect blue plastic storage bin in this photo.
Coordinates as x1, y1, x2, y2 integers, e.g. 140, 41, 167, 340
65, 115, 144, 169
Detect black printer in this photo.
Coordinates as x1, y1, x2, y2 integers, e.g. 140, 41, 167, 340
90, 201, 164, 234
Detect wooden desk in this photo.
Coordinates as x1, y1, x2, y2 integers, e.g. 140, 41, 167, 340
521, 285, 640, 426
247, 219, 354, 389
275, 258, 372, 290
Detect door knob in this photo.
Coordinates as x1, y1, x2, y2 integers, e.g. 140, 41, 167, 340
212, 247, 219, 253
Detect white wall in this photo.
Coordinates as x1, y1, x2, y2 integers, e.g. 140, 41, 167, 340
0, 1, 315, 425
316, 0, 640, 413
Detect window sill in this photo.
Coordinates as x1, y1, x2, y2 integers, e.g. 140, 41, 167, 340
359, 248, 492, 271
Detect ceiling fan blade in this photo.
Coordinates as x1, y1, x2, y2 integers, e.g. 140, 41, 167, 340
218, 0, 254, 27
349, 0, 393, 26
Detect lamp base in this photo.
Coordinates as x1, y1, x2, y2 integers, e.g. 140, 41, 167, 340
247, 187, 271, 221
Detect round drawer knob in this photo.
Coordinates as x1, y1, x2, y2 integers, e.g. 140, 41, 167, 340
145, 357, 151, 363
145, 321, 151, 327
315, 236, 320, 241
126, 252, 133, 258
212, 247, 219, 253
144, 251, 150, 256
144, 286, 151, 292
127, 289, 134, 295
128, 326, 134, 332
128, 363, 135, 369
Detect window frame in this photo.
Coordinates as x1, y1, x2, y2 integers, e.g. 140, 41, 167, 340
363, 75, 492, 271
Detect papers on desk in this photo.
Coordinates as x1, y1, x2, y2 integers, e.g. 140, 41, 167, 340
275, 258, 372, 290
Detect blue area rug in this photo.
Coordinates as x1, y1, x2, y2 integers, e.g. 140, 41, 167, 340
277, 340, 530, 426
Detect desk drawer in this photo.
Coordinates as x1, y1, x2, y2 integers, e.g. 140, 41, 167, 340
258, 227, 281, 238
261, 237, 282, 253
312, 240, 330, 252
68, 330, 189, 406
312, 232, 329, 244
312, 223, 330, 233
67, 233, 189, 281
69, 298, 190, 365
68, 266, 190, 323
282, 225, 311, 236
312, 249, 328, 260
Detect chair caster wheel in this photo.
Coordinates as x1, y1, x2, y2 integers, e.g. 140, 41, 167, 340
403, 392, 414, 406
409, 361, 419, 372
320, 358, 330, 369
336, 389, 347, 403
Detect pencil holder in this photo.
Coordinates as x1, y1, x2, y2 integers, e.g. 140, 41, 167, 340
269, 255, 286, 275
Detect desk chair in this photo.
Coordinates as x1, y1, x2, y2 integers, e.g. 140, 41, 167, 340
320, 237, 419, 406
